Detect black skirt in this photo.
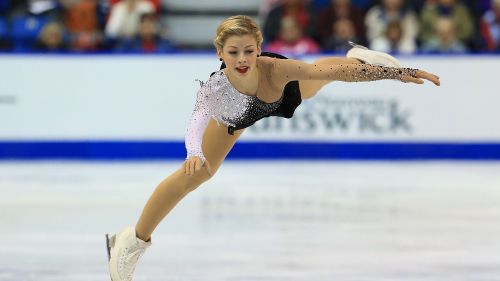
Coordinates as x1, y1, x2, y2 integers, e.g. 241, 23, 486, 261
215, 51, 302, 120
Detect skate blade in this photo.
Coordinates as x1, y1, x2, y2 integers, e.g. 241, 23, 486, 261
105, 234, 115, 261
348, 41, 368, 50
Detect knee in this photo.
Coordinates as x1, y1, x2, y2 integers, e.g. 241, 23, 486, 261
181, 167, 215, 194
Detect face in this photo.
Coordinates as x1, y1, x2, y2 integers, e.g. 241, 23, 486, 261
333, 0, 350, 7
42, 25, 63, 48
281, 17, 302, 43
386, 22, 402, 41
334, 19, 355, 39
439, 0, 454, 7
383, 0, 402, 10
494, 1, 500, 16
139, 17, 157, 39
217, 34, 261, 76
437, 18, 455, 42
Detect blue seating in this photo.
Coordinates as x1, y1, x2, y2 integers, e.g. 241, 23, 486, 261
11, 16, 47, 40
0, 0, 9, 15
0, 16, 6, 38
10, 16, 48, 52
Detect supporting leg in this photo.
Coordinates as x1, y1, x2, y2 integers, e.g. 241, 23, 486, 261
135, 119, 244, 241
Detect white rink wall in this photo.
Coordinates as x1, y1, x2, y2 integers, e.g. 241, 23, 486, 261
0, 55, 499, 159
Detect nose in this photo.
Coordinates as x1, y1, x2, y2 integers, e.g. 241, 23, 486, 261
238, 53, 246, 64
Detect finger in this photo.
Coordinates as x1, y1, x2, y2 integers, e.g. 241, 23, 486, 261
186, 160, 192, 176
195, 158, 201, 172
430, 76, 440, 86
420, 73, 440, 85
410, 76, 424, 84
430, 74, 440, 86
417, 71, 440, 86
403, 76, 424, 84
183, 160, 188, 174
189, 160, 196, 176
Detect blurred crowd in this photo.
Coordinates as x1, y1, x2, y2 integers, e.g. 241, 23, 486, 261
0, 0, 499, 54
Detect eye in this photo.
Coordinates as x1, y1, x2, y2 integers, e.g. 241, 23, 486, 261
245, 50, 254, 54
229, 51, 237, 55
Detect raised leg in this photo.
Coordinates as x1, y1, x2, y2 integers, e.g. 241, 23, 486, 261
135, 119, 244, 241
299, 57, 361, 100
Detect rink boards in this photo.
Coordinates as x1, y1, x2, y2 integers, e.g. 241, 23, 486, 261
0, 54, 499, 159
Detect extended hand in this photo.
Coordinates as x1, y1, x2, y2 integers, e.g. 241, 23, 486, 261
403, 70, 440, 86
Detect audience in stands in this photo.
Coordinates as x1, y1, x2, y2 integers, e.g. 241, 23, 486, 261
480, 0, 500, 51
365, 0, 418, 54
105, 0, 155, 40
0, 4, 9, 50
322, 18, 360, 53
263, 0, 317, 43
419, 0, 474, 48
265, 15, 321, 55
60, 0, 104, 52
0, 0, 497, 54
34, 21, 69, 52
371, 19, 417, 54
109, 0, 160, 11
317, 0, 366, 46
115, 13, 173, 53
421, 16, 468, 53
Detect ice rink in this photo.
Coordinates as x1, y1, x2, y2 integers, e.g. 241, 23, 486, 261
1, 160, 499, 281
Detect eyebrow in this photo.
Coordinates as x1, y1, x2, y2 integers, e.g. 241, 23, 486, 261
227, 45, 255, 48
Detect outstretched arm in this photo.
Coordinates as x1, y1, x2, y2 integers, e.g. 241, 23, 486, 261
265, 57, 440, 88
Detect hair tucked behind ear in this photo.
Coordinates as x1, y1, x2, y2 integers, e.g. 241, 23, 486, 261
214, 15, 263, 50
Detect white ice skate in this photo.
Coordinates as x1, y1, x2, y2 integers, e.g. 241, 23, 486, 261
106, 227, 151, 281
346, 41, 403, 68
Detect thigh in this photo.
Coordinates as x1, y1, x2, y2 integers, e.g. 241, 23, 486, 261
201, 118, 244, 174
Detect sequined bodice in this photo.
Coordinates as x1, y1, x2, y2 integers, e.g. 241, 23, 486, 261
199, 70, 283, 132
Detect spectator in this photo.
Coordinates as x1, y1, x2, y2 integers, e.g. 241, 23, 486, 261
351, 0, 374, 10
365, 0, 418, 54
10, 0, 61, 19
480, 0, 500, 51
421, 16, 468, 53
109, 0, 160, 11
263, 0, 318, 43
371, 20, 415, 54
105, 0, 154, 39
34, 21, 69, 52
317, 0, 366, 45
322, 18, 360, 53
60, 0, 104, 52
115, 13, 174, 53
265, 16, 321, 55
419, 0, 474, 47
258, 0, 282, 21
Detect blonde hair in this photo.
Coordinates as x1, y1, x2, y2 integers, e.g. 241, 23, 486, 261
213, 15, 263, 50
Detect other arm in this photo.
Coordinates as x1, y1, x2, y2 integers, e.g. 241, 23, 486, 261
185, 83, 213, 175
265, 57, 440, 88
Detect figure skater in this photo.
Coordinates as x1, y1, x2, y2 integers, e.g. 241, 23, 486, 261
106, 15, 440, 281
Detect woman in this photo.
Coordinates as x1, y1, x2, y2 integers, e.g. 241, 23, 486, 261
106, 15, 440, 281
